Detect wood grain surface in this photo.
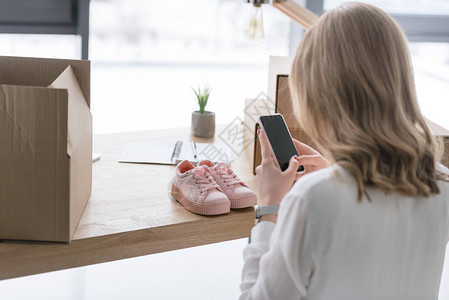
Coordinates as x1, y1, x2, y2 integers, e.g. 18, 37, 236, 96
0, 127, 258, 280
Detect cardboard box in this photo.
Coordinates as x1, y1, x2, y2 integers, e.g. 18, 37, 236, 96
0, 56, 92, 242
243, 97, 275, 164
243, 56, 289, 173
275, 74, 315, 147
425, 118, 449, 167
251, 74, 315, 174
251, 56, 449, 174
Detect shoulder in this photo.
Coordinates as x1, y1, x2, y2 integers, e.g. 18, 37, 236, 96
282, 165, 357, 213
290, 165, 356, 200
277, 166, 358, 247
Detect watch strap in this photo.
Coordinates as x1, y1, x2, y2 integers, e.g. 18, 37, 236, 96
255, 205, 279, 224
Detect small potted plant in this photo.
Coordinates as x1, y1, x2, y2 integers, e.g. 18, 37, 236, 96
191, 86, 215, 138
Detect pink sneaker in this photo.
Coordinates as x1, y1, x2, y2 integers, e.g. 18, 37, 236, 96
171, 160, 230, 215
198, 160, 257, 209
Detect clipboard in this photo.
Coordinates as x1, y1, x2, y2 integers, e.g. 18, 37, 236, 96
119, 141, 234, 165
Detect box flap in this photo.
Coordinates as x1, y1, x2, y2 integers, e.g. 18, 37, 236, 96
0, 85, 68, 158
0, 56, 90, 107
49, 66, 91, 157
268, 56, 293, 107
276, 75, 302, 129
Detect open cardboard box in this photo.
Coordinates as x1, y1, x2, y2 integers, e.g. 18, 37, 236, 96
247, 56, 449, 174
0, 56, 92, 243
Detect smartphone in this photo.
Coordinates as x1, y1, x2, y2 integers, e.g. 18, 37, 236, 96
258, 114, 305, 173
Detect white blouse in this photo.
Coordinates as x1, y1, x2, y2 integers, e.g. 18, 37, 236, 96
240, 164, 449, 300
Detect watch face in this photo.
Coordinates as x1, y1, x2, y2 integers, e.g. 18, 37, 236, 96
254, 206, 261, 224
255, 206, 261, 218
254, 206, 279, 224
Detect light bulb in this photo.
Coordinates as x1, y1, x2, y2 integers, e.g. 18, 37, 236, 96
246, 5, 264, 43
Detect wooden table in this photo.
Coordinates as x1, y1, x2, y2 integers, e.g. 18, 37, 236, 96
0, 127, 257, 280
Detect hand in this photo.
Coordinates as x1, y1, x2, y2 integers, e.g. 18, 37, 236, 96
292, 139, 330, 180
255, 129, 302, 207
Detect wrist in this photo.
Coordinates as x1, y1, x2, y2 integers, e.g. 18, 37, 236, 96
259, 214, 277, 223
259, 197, 282, 207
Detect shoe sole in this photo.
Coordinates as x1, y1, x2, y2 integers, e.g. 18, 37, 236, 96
230, 195, 257, 209
171, 184, 230, 216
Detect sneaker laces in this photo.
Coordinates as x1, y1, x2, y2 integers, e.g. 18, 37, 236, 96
215, 163, 242, 187
192, 167, 221, 193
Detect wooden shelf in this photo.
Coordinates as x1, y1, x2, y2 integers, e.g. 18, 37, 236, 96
0, 127, 257, 280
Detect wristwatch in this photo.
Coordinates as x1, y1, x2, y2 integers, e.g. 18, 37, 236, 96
248, 205, 280, 243
255, 205, 279, 224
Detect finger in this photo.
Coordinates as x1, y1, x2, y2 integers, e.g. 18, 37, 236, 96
295, 171, 309, 181
284, 155, 301, 178
258, 129, 274, 162
271, 152, 277, 165
255, 165, 262, 175
292, 139, 319, 156
295, 154, 325, 166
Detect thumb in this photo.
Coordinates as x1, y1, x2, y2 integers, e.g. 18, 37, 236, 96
284, 155, 300, 178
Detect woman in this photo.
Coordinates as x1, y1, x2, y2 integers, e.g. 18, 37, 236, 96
240, 2, 449, 300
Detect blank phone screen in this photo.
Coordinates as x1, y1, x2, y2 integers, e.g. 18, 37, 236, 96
259, 115, 301, 171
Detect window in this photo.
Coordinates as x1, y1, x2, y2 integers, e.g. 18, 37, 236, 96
305, 0, 449, 130
0, 0, 292, 134
0, 34, 80, 59
89, 0, 290, 134
324, 0, 449, 15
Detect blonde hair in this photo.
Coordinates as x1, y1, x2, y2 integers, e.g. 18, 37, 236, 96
289, 2, 447, 201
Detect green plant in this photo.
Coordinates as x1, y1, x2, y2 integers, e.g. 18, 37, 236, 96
192, 86, 211, 114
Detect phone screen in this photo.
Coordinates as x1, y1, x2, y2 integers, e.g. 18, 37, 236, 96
259, 114, 304, 172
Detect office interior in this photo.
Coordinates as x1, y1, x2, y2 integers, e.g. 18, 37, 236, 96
0, 0, 448, 299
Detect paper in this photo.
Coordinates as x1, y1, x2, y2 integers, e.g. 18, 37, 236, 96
176, 141, 234, 165
119, 141, 234, 165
